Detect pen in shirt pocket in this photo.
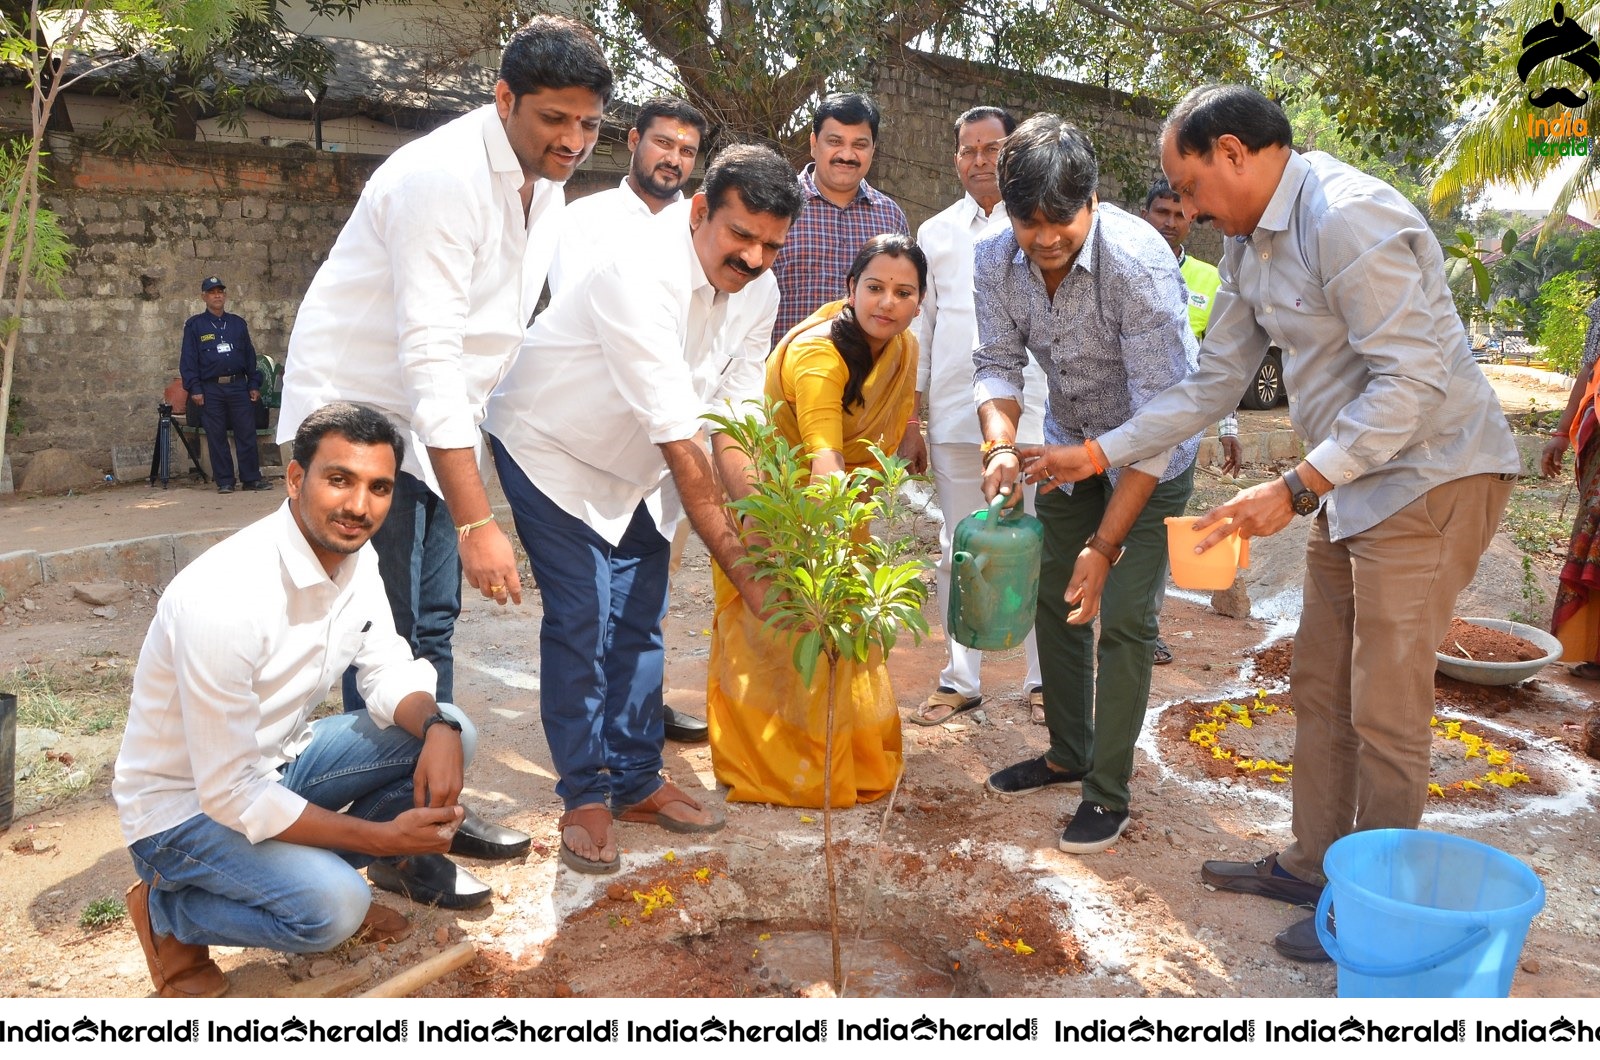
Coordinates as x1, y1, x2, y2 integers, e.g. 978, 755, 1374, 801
360, 621, 371, 632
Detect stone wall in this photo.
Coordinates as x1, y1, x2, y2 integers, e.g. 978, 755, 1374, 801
870, 48, 1222, 264
10, 138, 386, 480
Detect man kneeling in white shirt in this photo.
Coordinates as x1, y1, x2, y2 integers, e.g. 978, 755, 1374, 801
114, 402, 489, 998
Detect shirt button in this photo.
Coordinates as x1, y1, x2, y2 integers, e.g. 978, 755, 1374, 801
1264, 306, 1273, 315
1343, 471, 1354, 480
1261, 251, 1270, 260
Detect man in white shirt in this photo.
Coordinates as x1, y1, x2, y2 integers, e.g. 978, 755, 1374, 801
547, 94, 707, 292
276, 16, 613, 861
115, 403, 489, 999
483, 144, 802, 875
910, 106, 1051, 728
545, 96, 732, 746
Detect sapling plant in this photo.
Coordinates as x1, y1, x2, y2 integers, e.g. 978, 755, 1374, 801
708, 402, 929, 993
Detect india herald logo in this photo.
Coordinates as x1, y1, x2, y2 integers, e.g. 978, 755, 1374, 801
1520, 2, 1600, 108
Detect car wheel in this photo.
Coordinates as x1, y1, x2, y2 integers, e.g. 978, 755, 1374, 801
1240, 350, 1284, 410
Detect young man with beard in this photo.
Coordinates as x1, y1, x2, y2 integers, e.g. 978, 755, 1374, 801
276, 16, 614, 885
483, 145, 802, 875
115, 403, 489, 998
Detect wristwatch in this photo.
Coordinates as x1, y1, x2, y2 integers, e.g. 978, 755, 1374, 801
1281, 468, 1320, 516
421, 712, 463, 739
1084, 533, 1125, 566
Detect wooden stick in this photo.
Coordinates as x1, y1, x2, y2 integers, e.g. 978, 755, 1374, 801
357, 941, 475, 998
279, 957, 373, 998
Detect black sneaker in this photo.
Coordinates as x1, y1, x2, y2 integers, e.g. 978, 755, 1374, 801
985, 755, 1085, 795
1058, 800, 1129, 854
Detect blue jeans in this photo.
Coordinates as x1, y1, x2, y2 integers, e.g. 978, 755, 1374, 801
198, 381, 260, 488
127, 706, 475, 953
490, 435, 669, 811
343, 469, 461, 711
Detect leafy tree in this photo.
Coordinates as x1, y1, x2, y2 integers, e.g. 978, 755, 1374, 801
0, 0, 258, 468
479, 0, 1493, 157
1533, 270, 1596, 374
708, 402, 928, 994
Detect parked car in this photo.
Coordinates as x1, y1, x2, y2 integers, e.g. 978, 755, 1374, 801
1239, 347, 1286, 410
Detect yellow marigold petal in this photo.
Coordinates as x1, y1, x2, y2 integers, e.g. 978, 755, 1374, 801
1428, 783, 1445, 797
1013, 941, 1035, 955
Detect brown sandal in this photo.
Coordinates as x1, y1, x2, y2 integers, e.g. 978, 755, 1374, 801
614, 780, 726, 834
559, 803, 620, 874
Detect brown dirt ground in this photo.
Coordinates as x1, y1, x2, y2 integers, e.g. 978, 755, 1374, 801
3, 391, 1599, 999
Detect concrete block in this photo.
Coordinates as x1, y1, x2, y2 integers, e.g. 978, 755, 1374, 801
41, 535, 176, 587
0, 549, 43, 598
112, 443, 155, 482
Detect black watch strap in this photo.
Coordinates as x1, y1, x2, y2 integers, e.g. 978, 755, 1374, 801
1282, 468, 1320, 516
422, 712, 463, 739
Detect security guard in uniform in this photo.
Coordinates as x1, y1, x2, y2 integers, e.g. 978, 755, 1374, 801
181, 277, 271, 494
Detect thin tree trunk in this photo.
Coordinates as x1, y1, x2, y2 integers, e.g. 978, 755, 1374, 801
821, 650, 842, 993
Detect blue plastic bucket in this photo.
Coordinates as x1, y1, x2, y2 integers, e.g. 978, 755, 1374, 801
1316, 829, 1544, 997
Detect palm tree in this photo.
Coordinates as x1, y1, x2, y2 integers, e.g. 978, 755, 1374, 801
1431, 0, 1600, 238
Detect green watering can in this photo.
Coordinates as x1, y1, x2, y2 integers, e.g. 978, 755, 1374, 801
948, 492, 1043, 651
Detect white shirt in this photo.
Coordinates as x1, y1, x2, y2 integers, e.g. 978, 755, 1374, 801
113, 504, 436, 847
276, 105, 563, 494
484, 200, 779, 545
915, 194, 1049, 445
547, 178, 681, 295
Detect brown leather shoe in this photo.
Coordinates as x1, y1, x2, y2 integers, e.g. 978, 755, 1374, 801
126, 880, 228, 998
350, 902, 412, 945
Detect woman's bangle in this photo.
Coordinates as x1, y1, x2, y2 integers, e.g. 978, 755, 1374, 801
1085, 439, 1107, 475
456, 515, 495, 541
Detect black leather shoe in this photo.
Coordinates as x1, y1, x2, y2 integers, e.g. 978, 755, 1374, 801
367, 854, 491, 910
242, 479, 274, 491
449, 808, 532, 860
1201, 852, 1323, 907
663, 705, 709, 743
216, 484, 234, 494
1274, 913, 1333, 962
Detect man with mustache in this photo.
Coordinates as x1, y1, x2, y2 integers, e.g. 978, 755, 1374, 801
544, 96, 755, 746
484, 145, 803, 874
769, 92, 909, 348
276, 16, 615, 893
115, 403, 491, 998
1038, 85, 1519, 961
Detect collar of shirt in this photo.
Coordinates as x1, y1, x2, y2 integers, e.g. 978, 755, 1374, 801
958, 192, 1007, 232
273, 503, 356, 594
798, 162, 872, 208
1251, 150, 1311, 240
481, 107, 525, 179
615, 174, 683, 209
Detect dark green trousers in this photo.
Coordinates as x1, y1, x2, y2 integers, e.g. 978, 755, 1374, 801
1035, 462, 1194, 812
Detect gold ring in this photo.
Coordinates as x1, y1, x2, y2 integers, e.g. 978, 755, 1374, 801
488, 584, 506, 593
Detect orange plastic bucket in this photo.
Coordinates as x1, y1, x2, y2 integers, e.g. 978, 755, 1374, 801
1164, 516, 1249, 590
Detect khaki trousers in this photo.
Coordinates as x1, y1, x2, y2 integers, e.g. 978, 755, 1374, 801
1278, 473, 1514, 884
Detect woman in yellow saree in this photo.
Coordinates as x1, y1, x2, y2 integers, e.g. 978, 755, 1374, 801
708, 234, 928, 807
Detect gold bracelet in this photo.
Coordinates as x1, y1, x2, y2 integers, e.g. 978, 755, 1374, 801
455, 515, 495, 541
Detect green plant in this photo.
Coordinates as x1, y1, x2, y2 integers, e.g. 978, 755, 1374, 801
1533, 270, 1597, 376
707, 402, 929, 993
79, 897, 126, 930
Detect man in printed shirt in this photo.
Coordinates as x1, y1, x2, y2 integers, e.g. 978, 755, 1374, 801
115, 403, 487, 999
1043, 85, 1519, 961
973, 114, 1200, 856
276, 16, 614, 871
484, 145, 801, 876
909, 105, 1051, 727
769, 92, 909, 346
1142, 177, 1242, 667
